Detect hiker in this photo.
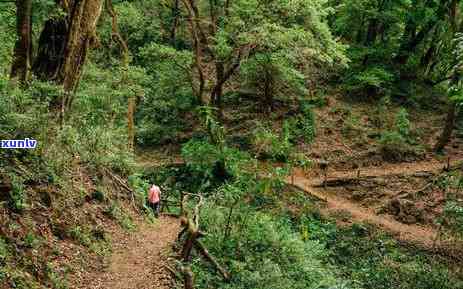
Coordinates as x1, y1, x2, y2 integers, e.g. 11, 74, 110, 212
148, 184, 161, 217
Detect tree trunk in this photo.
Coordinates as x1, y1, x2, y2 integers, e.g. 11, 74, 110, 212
434, 101, 458, 152
33, 0, 104, 114
194, 240, 231, 281
212, 61, 225, 119
10, 0, 32, 84
170, 0, 180, 46
61, 0, 104, 99
180, 265, 195, 289
263, 69, 273, 113
127, 96, 135, 151
33, 17, 68, 81
395, 0, 449, 65
364, 18, 378, 46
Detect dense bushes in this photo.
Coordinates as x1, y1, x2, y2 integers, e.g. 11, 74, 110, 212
0, 65, 136, 176
323, 224, 463, 289
378, 107, 424, 161
196, 206, 347, 289
136, 43, 195, 146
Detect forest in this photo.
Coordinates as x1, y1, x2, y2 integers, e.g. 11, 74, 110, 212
0, 0, 463, 288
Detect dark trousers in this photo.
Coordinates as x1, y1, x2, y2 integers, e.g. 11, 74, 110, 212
149, 201, 160, 217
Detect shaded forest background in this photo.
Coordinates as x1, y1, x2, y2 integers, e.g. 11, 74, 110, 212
1, 0, 463, 288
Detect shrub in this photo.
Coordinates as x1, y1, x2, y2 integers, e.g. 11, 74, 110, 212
395, 108, 411, 138
24, 232, 41, 249
68, 226, 92, 247
0, 237, 9, 263
8, 174, 26, 213
196, 204, 347, 289
344, 67, 394, 98
324, 223, 463, 289
45, 263, 69, 289
285, 102, 317, 143
378, 131, 422, 162
438, 201, 463, 240
136, 43, 195, 146
253, 125, 292, 161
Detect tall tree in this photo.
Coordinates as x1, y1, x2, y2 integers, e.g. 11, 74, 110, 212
10, 0, 32, 84
181, 0, 346, 119
33, 0, 105, 114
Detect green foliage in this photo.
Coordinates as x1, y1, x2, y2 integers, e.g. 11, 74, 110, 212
196, 204, 347, 289
322, 223, 463, 289
8, 174, 27, 213
0, 4, 15, 73
438, 201, 463, 240
286, 102, 317, 143
68, 226, 93, 247
378, 131, 421, 162
395, 108, 411, 138
253, 124, 293, 162
240, 52, 307, 107
181, 138, 252, 191
24, 232, 41, 249
104, 202, 136, 231
45, 263, 69, 289
331, 0, 459, 98
0, 237, 9, 264
378, 107, 423, 161
136, 43, 195, 146
128, 173, 151, 210
198, 106, 226, 148
344, 67, 394, 98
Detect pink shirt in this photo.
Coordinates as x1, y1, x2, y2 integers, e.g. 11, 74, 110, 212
148, 185, 161, 203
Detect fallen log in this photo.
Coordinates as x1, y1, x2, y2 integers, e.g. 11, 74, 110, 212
180, 265, 195, 289
313, 177, 361, 187
194, 240, 230, 281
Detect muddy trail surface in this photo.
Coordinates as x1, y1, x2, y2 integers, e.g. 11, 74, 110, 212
298, 157, 463, 186
74, 216, 179, 289
288, 157, 463, 254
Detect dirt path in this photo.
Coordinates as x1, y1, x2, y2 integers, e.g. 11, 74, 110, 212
298, 157, 462, 187
74, 216, 179, 289
289, 158, 463, 251
291, 176, 439, 247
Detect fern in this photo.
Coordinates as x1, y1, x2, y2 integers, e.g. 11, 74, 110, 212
395, 108, 410, 138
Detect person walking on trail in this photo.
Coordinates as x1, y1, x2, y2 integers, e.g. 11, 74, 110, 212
148, 184, 161, 217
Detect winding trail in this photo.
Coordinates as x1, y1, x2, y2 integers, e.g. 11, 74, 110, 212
291, 176, 439, 246
300, 157, 462, 187
75, 216, 179, 289
288, 157, 463, 251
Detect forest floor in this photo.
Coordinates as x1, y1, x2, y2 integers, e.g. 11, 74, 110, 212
72, 216, 179, 289
287, 155, 463, 255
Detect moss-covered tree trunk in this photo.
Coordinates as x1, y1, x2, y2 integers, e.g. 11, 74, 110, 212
10, 0, 32, 84
435, 101, 458, 152
33, 0, 104, 114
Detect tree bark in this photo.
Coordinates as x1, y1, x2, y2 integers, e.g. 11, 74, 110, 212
180, 265, 195, 289
263, 69, 274, 113
211, 61, 225, 119
170, 0, 180, 46
10, 0, 32, 84
33, 0, 104, 114
127, 96, 135, 151
194, 240, 231, 281
434, 101, 458, 152
106, 0, 134, 151
395, 0, 450, 65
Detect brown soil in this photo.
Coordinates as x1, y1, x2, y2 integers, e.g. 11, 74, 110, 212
72, 216, 179, 289
288, 156, 463, 251
291, 175, 439, 246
